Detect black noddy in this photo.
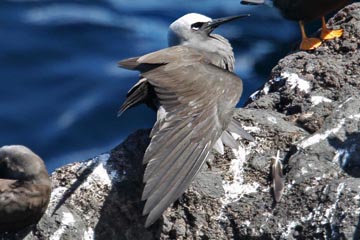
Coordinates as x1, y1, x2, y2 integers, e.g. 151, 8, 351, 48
120, 13, 254, 144
0, 145, 51, 232
118, 13, 250, 227
241, 0, 349, 50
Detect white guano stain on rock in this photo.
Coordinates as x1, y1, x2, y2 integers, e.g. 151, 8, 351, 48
220, 144, 260, 205
267, 116, 277, 124
282, 72, 310, 93
50, 212, 75, 240
298, 119, 345, 149
310, 96, 332, 106
217, 142, 260, 222
50, 187, 67, 201
221, 145, 246, 205
281, 221, 299, 239
354, 194, 360, 200
243, 220, 251, 227
243, 125, 261, 133
298, 102, 360, 149
84, 227, 94, 240
263, 84, 270, 95
336, 182, 345, 198
355, 208, 360, 215
319, 183, 346, 227
81, 153, 118, 188
301, 167, 309, 175
330, 183, 346, 228
349, 114, 360, 120
301, 212, 314, 222
47, 187, 68, 212
337, 97, 352, 109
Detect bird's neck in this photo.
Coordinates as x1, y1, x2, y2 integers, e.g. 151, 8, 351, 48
186, 34, 235, 72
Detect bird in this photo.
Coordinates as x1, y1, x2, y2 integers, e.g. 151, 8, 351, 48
241, 0, 349, 50
119, 13, 254, 146
0, 145, 51, 233
118, 13, 251, 227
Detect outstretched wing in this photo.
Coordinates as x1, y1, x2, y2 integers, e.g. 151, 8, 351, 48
119, 46, 243, 227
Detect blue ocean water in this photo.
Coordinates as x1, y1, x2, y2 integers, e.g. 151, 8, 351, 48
0, 0, 301, 172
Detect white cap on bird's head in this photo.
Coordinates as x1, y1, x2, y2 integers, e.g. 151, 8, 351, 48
168, 13, 250, 46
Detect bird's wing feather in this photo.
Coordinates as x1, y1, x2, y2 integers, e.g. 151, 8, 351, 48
227, 118, 255, 141
124, 46, 243, 227
118, 78, 157, 115
118, 56, 141, 70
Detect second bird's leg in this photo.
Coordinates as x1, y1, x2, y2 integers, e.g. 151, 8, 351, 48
298, 21, 322, 50
320, 16, 344, 40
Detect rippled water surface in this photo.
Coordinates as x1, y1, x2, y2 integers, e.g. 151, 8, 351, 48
0, 0, 302, 172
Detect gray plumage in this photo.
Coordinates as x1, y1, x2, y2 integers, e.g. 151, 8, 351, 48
0, 145, 51, 232
118, 13, 250, 227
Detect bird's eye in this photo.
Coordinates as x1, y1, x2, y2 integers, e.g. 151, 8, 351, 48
191, 22, 204, 31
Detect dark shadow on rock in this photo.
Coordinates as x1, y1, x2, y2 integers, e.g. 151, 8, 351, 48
51, 159, 100, 216
328, 132, 360, 178
0, 226, 32, 240
94, 129, 163, 240
354, 214, 360, 240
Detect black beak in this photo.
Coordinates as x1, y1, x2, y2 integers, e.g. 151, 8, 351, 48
240, 0, 265, 5
201, 14, 250, 33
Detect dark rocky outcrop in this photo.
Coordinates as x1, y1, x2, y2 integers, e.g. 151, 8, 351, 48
4, 3, 360, 240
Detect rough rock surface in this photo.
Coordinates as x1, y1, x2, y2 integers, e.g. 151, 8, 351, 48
3, 3, 360, 240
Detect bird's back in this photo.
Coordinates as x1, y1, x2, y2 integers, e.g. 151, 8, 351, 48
0, 179, 51, 232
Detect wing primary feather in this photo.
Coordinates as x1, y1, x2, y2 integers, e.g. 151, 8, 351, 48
144, 118, 193, 163
144, 142, 211, 227
143, 142, 204, 215
142, 139, 197, 201
143, 125, 193, 183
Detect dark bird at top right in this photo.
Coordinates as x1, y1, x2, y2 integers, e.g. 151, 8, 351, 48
241, 0, 350, 50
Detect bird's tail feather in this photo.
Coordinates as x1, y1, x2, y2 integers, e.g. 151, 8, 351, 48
118, 90, 144, 116
227, 119, 255, 142
118, 79, 157, 116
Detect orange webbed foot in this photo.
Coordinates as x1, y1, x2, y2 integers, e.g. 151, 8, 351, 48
299, 37, 322, 51
321, 28, 344, 40
320, 16, 343, 40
